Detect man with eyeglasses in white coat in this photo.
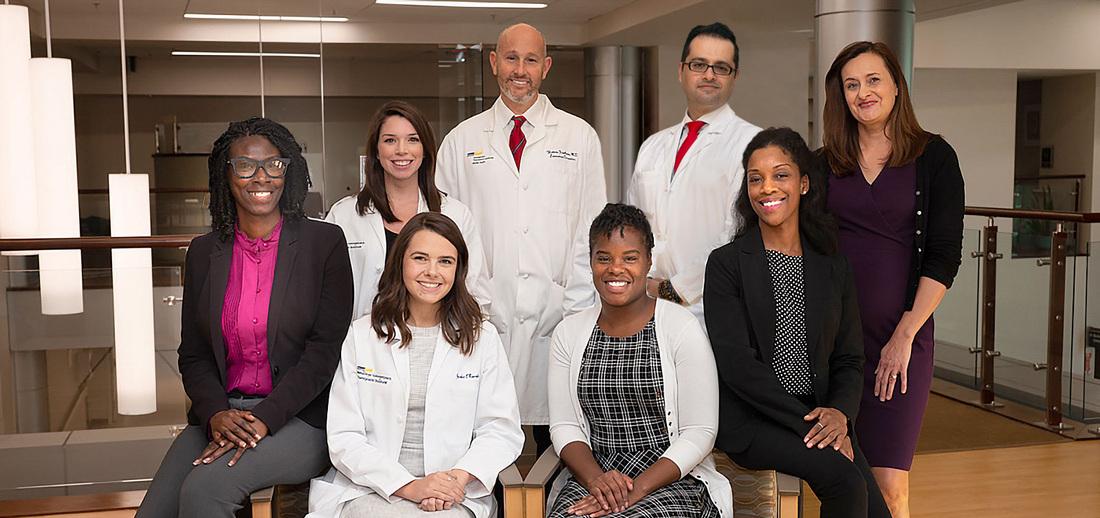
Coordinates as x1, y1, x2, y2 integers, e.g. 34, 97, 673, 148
628, 22, 761, 328
436, 23, 606, 454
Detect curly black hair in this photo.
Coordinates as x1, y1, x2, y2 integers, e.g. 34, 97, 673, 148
588, 203, 655, 256
734, 127, 837, 255
207, 117, 312, 241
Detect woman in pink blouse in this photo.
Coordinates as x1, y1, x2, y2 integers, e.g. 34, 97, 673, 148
137, 118, 353, 518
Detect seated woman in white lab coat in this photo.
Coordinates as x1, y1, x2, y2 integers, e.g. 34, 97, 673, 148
325, 100, 492, 320
546, 204, 733, 518
308, 211, 524, 518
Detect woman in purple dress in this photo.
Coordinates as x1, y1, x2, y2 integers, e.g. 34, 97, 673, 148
821, 41, 964, 517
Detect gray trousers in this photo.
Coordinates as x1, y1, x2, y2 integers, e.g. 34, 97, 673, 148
136, 397, 329, 518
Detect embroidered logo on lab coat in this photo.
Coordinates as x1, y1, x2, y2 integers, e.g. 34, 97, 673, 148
546, 149, 578, 161
465, 150, 495, 165
356, 366, 391, 385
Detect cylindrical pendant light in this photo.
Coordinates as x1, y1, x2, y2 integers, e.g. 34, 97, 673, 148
0, 5, 40, 252
110, 174, 156, 415
110, 0, 156, 415
32, 56, 84, 315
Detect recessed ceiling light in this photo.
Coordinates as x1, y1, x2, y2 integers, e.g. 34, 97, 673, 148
171, 51, 321, 58
184, 13, 349, 22
376, 0, 548, 8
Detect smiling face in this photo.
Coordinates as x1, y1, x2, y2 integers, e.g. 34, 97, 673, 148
841, 51, 898, 130
227, 135, 285, 223
402, 229, 458, 314
678, 35, 737, 118
591, 225, 652, 309
376, 115, 424, 185
490, 24, 551, 113
746, 145, 809, 231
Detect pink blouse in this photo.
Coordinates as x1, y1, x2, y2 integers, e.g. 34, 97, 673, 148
222, 219, 283, 396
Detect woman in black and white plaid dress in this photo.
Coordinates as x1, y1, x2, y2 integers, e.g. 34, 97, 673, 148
546, 204, 732, 518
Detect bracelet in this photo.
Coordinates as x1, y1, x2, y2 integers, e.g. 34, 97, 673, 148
658, 279, 683, 304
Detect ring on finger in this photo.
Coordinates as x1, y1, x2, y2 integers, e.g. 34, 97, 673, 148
815, 422, 825, 429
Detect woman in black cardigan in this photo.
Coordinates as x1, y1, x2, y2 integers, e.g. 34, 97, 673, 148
137, 118, 353, 518
705, 128, 889, 518
820, 41, 965, 518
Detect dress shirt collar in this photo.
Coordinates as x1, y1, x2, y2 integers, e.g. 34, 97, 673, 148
493, 93, 548, 131
680, 103, 734, 130
234, 217, 283, 258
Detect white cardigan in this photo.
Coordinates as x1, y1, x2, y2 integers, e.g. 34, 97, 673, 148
307, 317, 524, 518
547, 299, 732, 515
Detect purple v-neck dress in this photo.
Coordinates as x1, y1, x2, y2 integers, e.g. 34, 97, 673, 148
828, 163, 933, 471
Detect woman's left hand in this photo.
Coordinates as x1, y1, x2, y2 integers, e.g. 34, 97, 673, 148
803, 407, 848, 449
567, 495, 611, 517
418, 497, 454, 512
875, 330, 914, 401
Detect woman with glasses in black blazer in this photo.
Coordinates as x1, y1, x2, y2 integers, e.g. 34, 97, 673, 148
137, 118, 353, 518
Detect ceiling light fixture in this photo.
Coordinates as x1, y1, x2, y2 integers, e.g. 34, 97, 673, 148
172, 50, 321, 58
376, 0, 548, 8
184, 13, 349, 22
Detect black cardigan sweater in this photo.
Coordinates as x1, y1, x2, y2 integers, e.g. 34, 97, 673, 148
823, 134, 965, 309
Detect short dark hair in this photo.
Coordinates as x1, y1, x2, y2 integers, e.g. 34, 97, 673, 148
207, 117, 311, 242
681, 22, 739, 72
371, 212, 483, 356
588, 203, 655, 256
735, 127, 837, 255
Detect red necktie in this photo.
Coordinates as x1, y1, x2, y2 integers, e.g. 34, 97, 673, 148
673, 120, 706, 174
509, 116, 527, 170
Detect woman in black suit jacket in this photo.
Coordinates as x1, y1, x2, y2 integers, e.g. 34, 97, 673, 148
137, 118, 353, 518
703, 128, 889, 518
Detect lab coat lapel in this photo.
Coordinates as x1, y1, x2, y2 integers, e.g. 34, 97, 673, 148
488, 123, 520, 178
425, 332, 455, 393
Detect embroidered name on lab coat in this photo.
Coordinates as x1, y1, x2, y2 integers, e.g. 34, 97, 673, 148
455, 373, 480, 380
546, 149, 578, 161
347, 241, 365, 249
356, 366, 391, 385
465, 150, 495, 165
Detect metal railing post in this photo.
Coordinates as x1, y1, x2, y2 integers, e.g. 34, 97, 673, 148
1034, 224, 1072, 430
969, 218, 1003, 407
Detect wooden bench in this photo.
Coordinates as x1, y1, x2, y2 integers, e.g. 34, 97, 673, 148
0, 488, 274, 518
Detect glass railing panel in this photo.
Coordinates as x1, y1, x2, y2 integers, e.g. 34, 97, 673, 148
934, 227, 982, 389
0, 264, 186, 499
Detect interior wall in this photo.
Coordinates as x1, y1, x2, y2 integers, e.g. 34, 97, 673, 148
909, 68, 1017, 353
1039, 74, 1096, 187
652, 32, 810, 140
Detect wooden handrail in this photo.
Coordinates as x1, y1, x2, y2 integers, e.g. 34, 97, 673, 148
0, 235, 198, 252
965, 206, 1100, 223
77, 188, 209, 195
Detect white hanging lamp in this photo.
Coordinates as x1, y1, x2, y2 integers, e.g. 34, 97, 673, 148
32, 0, 84, 315
110, 0, 156, 415
0, 4, 40, 254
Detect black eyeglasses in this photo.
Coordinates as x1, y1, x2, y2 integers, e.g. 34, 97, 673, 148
227, 157, 290, 179
681, 61, 735, 77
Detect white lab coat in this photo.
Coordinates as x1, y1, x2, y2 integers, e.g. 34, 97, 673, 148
307, 317, 524, 518
323, 193, 494, 323
436, 94, 607, 424
627, 104, 761, 326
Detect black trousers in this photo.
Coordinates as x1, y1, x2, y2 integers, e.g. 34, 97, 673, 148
725, 419, 891, 518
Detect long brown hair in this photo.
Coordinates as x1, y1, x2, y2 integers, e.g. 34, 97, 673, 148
371, 212, 482, 355
357, 101, 443, 220
822, 41, 930, 176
